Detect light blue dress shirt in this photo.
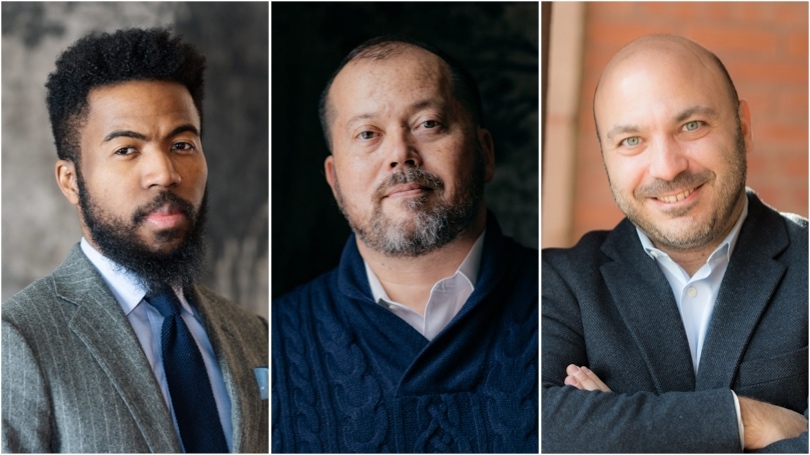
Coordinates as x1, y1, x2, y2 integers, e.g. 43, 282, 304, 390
636, 197, 749, 373
80, 238, 233, 452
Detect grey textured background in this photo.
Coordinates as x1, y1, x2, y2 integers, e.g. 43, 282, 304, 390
2, 2, 269, 319
271, 2, 539, 297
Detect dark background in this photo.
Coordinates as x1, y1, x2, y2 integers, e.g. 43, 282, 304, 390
2, 2, 268, 317
271, 2, 539, 297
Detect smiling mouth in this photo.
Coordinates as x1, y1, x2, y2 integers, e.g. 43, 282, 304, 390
655, 186, 698, 203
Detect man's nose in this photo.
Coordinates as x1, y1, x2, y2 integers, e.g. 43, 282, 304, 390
385, 130, 422, 170
647, 135, 688, 182
141, 148, 181, 188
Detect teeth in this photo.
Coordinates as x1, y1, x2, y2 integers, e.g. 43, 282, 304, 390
658, 188, 694, 203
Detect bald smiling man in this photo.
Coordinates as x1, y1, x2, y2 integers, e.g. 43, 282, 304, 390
542, 35, 808, 452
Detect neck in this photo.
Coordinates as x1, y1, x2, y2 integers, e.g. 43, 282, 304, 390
358, 209, 486, 315
655, 192, 746, 277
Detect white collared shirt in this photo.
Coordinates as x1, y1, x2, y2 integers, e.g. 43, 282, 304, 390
636, 197, 748, 373
80, 238, 233, 451
365, 231, 485, 341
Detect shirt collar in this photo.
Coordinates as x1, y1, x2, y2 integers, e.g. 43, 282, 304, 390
636, 195, 749, 263
365, 230, 486, 304
80, 237, 193, 316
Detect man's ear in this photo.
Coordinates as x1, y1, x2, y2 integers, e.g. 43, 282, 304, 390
324, 155, 339, 200
477, 127, 495, 183
55, 160, 80, 206
737, 99, 753, 154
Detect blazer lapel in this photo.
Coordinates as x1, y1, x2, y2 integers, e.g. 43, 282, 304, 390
601, 219, 696, 392
696, 193, 789, 389
56, 246, 180, 453
191, 287, 267, 453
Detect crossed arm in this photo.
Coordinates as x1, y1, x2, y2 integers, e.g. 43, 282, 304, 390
564, 364, 808, 451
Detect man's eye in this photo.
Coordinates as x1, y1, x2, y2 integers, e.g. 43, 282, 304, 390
622, 137, 640, 147
172, 142, 195, 151
115, 147, 136, 155
684, 121, 701, 132
422, 120, 440, 129
359, 131, 376, 140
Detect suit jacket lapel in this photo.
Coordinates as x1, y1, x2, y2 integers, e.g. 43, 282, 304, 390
696, 193, 789, 389
601, 219, 696, 392
56, 246, 180, 453
191, 287, 266, 453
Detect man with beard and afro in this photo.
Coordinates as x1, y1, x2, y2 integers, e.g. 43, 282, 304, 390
271, 37, 538, 452
2, 28, 267, 453
542, 35, 807, 452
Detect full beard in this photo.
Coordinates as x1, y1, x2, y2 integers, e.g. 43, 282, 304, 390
335, 147, 485, 258
77, 170, 208, 292
608, 123, 747, 251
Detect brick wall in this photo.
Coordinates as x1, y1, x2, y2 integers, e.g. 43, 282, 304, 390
572, 2, 808, 241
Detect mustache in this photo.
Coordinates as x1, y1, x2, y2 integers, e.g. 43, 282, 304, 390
132, 192, 196, 224
634, 170, 713, 198
373, 167, 444, 200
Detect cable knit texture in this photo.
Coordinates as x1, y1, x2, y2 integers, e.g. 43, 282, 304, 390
272, 214, 538, 452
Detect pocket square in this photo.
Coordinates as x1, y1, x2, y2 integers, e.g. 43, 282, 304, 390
254, 367, 268, 400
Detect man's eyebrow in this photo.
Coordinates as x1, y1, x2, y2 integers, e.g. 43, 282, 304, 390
606, 124, 641, 144
102, 130, 147, 143
101, 124, 199, 144
674, 105, 719, 123
604, 106, 720, 143
344, 99, 447, 130
166, 124, 200, 139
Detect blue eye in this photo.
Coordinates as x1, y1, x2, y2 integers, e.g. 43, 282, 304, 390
359, 131, 375, 140
623, 137, 640, 147
684, 121, 700, 132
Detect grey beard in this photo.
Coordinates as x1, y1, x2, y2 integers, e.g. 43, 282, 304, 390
335, 152, 485, 258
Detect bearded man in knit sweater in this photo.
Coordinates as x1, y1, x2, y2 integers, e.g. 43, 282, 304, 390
271, 37, 538, 452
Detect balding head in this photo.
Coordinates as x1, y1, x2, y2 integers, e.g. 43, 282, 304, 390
594, 34, 739, 146
590, 33, 752, 258
319, 37, 484, 152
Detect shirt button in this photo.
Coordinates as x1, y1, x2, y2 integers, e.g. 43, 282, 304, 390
650, 251, 659, 259
388, 304, 398, 311
686, 287, 697, 298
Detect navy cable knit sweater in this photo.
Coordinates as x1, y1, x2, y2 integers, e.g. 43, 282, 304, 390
272, 215, 538, 452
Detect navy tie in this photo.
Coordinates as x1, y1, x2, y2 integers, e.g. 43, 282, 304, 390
146, 288, 228, 453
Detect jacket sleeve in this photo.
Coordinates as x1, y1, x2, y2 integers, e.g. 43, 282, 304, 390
2, 320, 52, 453
541, 256, 743, 452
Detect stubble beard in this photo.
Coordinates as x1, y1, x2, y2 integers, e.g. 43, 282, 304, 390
76, 169, 208, 292
608, 123, 747, 252
334, 146, 486, 258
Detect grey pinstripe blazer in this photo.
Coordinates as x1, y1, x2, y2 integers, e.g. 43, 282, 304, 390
1, 244, 268, 453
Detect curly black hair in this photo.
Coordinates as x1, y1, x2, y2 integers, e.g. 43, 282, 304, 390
45, 27, 206, 163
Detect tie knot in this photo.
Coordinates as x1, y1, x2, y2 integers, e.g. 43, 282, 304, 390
146, 288, 182, 318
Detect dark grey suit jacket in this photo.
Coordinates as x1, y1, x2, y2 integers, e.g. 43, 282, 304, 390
1, 244, 268, 453
542, 191, 808, 452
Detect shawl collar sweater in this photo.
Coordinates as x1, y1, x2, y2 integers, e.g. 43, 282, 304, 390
272, 213, 538, 452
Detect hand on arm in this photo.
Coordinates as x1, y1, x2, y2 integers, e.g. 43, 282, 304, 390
563, 364, 808, 450
563, 364, 612, 392
738, 396, 808, 450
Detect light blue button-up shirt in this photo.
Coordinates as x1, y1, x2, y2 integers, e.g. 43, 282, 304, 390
636, 197, 749, 373
80, 238, 233, 452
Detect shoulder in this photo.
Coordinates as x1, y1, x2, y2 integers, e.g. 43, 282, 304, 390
193, 285, 267, 338
3, 271, 67, 328
272, 269, 338, 322
542, 228, 613, 274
